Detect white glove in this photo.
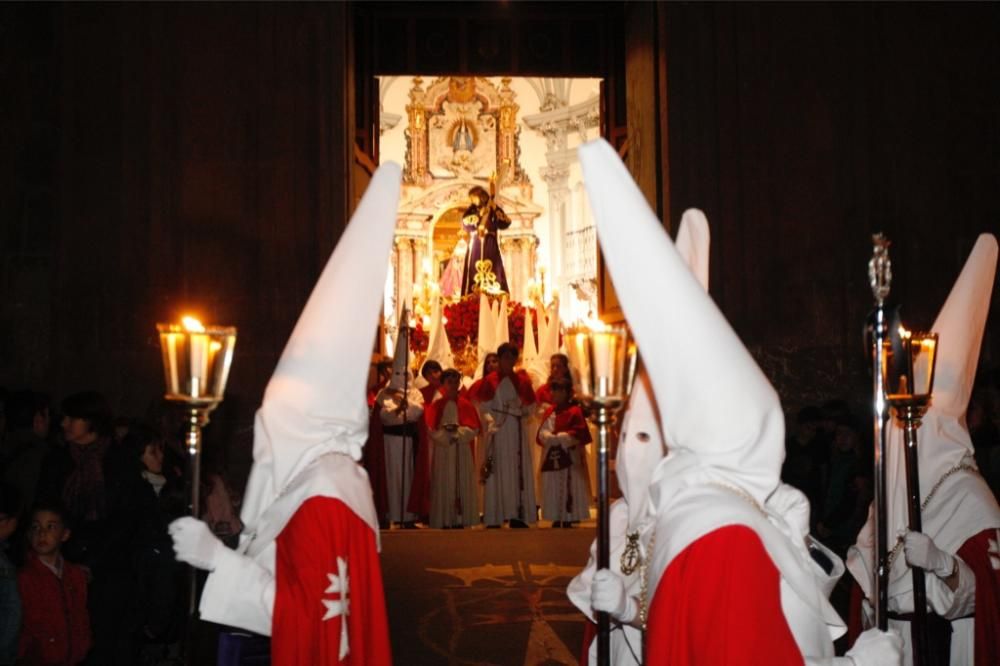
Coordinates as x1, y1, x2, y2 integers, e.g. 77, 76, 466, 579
845, 627, 903, 666
169, 517, 228, 571
904, 531, 955, 578
591, 569, 637, 623
554, 434, 576, 448
538, 429, 556, 444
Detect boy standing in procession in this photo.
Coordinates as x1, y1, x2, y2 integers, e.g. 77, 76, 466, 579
426, 370, 481, 529
537, 379, 591, 528
471, 343, 537, 528
375, 332, 425, 529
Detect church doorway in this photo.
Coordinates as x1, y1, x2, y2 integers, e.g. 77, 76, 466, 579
351, 6, 636, 661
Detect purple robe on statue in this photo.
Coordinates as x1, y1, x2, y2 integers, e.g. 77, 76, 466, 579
461, 198, 511, 295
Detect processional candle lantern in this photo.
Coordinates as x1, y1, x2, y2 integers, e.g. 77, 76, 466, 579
883, 326, 938, 666
157, 316, 237, 516
157, 316, 236, 623
565, 320, 638, 666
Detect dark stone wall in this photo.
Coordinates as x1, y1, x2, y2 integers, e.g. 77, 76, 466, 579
1, 3, 354, 474
663, 2, 1000, 415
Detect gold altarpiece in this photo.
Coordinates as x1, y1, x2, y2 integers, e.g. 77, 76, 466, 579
389, 77, 541, 331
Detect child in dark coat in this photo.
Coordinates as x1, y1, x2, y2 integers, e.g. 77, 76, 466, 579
18, 503, 91, 665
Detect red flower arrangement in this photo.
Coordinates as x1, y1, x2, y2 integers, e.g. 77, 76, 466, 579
443, 294, 481, 349
408, 294, 541, 357
409, 322, 429, 352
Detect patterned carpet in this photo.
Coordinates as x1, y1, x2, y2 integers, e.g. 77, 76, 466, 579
381, 526, 595, 666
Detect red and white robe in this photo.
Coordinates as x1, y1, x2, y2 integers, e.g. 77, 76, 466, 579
425, 395, 481, 528
537, 402, 592, 523
471, 370, 537, 525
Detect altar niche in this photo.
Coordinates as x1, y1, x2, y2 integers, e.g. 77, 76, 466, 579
379, 75, 604, 357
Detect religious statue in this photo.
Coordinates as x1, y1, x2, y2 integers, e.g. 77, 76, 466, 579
461, 183, 511, 295
439, 234, 467, 299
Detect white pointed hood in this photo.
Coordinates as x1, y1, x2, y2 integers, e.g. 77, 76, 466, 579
424, 294, 455, 371
615, 209, 710, 531
849, 233, 1000, 604
535, 299, 549, 354
581, 139, 845, 652
388, 308, 414, 390
580, 139, 783, 507
496, 295, 510, 345
674, 209, 710, 291
521, 303, 544, 386
542, 299, 561, 357
918, 233, 998, 481
476, 292, 496, 376
239, 163, 402, 533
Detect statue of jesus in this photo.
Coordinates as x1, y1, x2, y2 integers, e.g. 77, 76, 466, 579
460, 184, 511, 296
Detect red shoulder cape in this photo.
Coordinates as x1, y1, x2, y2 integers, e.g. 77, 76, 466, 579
646, 524, 803, 665
425, 395, 482, 431
470, 369, 536, 405
536, 403, 592, 446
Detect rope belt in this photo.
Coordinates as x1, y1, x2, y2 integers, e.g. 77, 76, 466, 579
383, 423, 419, 437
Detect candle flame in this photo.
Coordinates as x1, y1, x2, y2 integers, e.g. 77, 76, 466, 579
182, 316, 206, 332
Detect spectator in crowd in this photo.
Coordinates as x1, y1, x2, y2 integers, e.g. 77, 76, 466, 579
1, 391, 52, 524
969, 390, 1000, 497
18, 502, 91, 666
125, 425, 186, 648
35, 391, 149, 665
781, 405, 828, 525
817, 419, 869, 556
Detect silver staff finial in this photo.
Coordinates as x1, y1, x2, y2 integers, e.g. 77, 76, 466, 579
869, 233, 892, 306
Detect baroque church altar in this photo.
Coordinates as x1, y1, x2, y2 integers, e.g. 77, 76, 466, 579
380, 76, 601, 365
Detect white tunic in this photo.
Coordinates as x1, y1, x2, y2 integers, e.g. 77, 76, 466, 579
481, 376, 537, 525
376, 387, 424, 523
538, 412, 591, 523
428, 402, 479, 528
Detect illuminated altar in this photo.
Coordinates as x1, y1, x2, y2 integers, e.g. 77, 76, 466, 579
388, 76, 542, 325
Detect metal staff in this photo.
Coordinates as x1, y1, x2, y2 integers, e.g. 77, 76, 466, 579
867, 234, 892, 630
400, 316, 411, 526
898, 404, 930, 665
